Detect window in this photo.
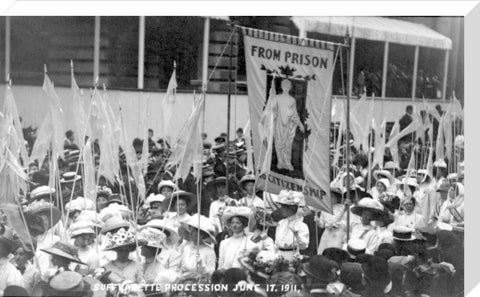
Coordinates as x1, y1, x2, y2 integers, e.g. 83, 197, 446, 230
386, 43, 415, 98
143, 16, 204, 90
416, 47, 445, 99
353, 39, 384, 97
10, 17, 95, 87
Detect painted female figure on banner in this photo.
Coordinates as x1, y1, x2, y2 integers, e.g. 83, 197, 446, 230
271, 79, 305, 171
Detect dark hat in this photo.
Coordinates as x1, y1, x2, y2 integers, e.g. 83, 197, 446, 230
322, 247, 351, 264
41, 242, 86, 264
214, 176, 227, 186
340, 262, 364, 294
375, 249, 395, 261
376, 209, 394, 226
3, 285, 29, 297
165, 191, 197, 212
214, 136, 226, 144
361, 256, 391, 288
351, 198, 384, 220
203, 142, 212, 149
302, 255, 339, 282
106, 194, 124, 206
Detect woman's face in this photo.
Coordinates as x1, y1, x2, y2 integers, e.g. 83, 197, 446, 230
73, 234, 92, 249
51, 255, 69, 268
403, 201, 415, 213
230, 217, 245, 234
160, 187, 173, 199
175, 199, 188, 215
448, 186, 457, 200
97, 196, 109, 210
141, 246, 155, 259
361, 210, 373, 225
376, 182, 386, 193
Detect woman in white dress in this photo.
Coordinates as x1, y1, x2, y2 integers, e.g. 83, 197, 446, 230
218, 207, 257, 270
315, 192, 348, 254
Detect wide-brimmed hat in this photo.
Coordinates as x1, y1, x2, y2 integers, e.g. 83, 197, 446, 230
166, 191, 197, 211
398, 177, 419, 189
376, 178, 391, 190
221, 206, 256, 228
272, 190, 306, 207
0, 226, 17, 253
376, 209, 394, 226
103, 227, 147, 251
322, 247, 351, 264
141, 219, 180, 246
30, 186, 56, 202
239, 174, 256, 188
157, 180, 178, 193
384, 161, 400, 171
373, 170, 395, 184
139, 227, 167, 249
66, 197, 95, 212
145, 193, 166, 208
392, 226, 416, 241
69, 221, 95, 238
417, 169, 433, 183
447, 173, 459, 181
180, 214, 217, 244
302, 255, 339, 282
76, 210, 103, 231
60, 172, 82, 184
49, 271, 85, 293
345, 238, 366, 259
24, 200, 62, 230
436, 182, 450, 193
433, 159, 447, 168
106, 194, 124, 206
100, 216, 130, 234
351, 198, 384, 219
41, 241, 86, 264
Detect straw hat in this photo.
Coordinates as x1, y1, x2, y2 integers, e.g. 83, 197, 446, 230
69, 221, 95, 238
373, 170, 395, 184
30, 186, 56, 202
351, 198, 384, 219
60, 172, 82, 184
41, 242, 86, 264
157, 180, 178, 193
399, 177, 419, 188
100, 216, 130, 234
214, 176, 228, 186
49, 271, 84, 293
139, 227, 167, 249
103, 227, 147, 251
24, 200, 62, 230
167, 191, 197, 210
145, 193, 166, 208
66, 197, 95, 212
384, 161, 400, 171
239, 174, 256, 188
180, 214, 217, 244
272, 190, 306, 207
76, 210, 103, 230
99, 204, 132, 222
221, 206, 256, 228
392, 226, 416, 241
141, 219, 180, 246
376, 178, 391, 190
346, 238, 367, 259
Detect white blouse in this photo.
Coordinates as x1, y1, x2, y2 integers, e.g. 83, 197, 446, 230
218, 233, 257, 270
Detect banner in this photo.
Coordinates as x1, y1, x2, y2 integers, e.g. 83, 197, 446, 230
242, 28, 336, 212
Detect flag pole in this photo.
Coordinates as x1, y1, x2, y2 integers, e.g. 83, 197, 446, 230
225, 21, 238, 195
344, 32, 352, 243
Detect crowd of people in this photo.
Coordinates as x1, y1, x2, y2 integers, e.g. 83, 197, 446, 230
0, 114, 465, 297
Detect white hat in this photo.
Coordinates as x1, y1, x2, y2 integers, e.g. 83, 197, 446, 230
447, 173, 459, 181
181, 214, 217, 244
373, 170, 395, 184
139, 227, 167, 249
399, 177, 419, 188
273, 190, 306, 206
346, 238, 367, 258
157, 180, 178, 193
145, 193, 166, 208
221, 206, 256, 227
433, 159, 447, 168
69, 221, 95, 238
376, 178, 391, 190
142, 219, 179, 246
66, 197, 95, 212
60, 172, 82, 184
30, 186, 56, 201
384, 161, 400, 170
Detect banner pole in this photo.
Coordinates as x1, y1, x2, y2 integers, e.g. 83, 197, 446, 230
345, 32, 352, 243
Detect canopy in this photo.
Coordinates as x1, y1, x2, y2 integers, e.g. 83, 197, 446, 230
291, 16, 452, 50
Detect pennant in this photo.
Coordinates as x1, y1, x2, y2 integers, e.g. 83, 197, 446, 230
160, 62, 177, 140
257, 79, 276, 176
387, 119, 400, 165
243, 119, 254, 174
168, 94, 205, 182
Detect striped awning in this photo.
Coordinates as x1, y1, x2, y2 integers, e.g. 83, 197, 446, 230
291, 16, 452, 50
